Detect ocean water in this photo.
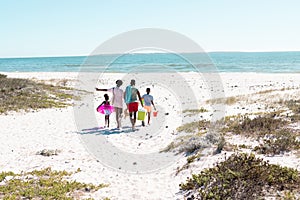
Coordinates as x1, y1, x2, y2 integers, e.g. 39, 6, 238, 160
0, 52, 300, 73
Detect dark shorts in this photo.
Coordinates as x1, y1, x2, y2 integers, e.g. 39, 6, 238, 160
128, 102, 138, 112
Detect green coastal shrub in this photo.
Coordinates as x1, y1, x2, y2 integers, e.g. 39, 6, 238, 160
285, 99, 300, 114
163, 119, 224, 156
206, 96, 238, 105
0, 75, 77, 114
183, 108, 208, 117
176, 120, 209, 133
0, 167, 108, 199
223, 115, 288, 137
221, 113, 300, 156
180, 153, 300, 200
254, 129, 300, 155
0, 74, 7, 79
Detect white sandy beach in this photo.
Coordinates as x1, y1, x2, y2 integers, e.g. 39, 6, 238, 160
1, 72, 300, 199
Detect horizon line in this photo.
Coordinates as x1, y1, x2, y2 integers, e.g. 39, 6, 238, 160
1, 50, 300, 59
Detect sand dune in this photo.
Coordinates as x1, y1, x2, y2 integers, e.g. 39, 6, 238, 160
1, 72, 300, 199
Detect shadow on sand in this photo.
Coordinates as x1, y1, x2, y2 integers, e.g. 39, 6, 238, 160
78, 126, 137, 135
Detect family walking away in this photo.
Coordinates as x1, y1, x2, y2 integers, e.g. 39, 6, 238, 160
96, 79, 157, 131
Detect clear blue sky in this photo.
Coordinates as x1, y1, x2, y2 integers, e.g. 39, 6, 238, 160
1, 0, 300, 58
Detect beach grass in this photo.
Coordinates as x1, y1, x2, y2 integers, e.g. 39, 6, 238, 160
284, 99, 300, 114
174, 90, 300, 182
255, 87, 300, 95
253, 129, 300, 155
206, 96, 238, 105
221, 112, 300, 155
182, 107, 208, 116
163, 122, 223, 155
0, 74, 78, 114
168, 120, 213, 154
176, 120, 209, 133
180, 153, 300, 199
222, 115, 289, 137
175, 153, 202, 175
0, 167, 108, 200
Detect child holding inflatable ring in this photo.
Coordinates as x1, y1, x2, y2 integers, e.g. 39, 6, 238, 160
96, 94, 114, 128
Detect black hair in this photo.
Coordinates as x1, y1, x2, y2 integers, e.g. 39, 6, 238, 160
104, 94, 109, 100
116, 79, 123, 85
146, 88, 150, 94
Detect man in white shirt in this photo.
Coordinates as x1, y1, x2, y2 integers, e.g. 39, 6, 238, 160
96, 80, 124, 129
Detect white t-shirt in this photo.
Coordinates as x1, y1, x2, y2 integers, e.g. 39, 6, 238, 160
108, 87, 124, 108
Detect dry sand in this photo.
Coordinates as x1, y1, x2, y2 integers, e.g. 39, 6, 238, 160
1, 72, 300, 199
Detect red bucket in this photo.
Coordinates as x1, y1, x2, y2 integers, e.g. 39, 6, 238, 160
153, 111, 158, 117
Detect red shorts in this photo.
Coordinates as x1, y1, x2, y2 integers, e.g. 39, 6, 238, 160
128, 102, 138, 112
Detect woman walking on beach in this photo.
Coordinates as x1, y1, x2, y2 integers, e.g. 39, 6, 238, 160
96, 80, 124, 129
124, 79, 144, 130
142, 88, 156, 126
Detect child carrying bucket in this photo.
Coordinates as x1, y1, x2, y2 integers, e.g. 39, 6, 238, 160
141, 88, 156, 126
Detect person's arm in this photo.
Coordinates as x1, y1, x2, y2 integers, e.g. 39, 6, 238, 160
123, 89, 126, 101
137, 90, 144, 107
99, 101, 105, 106
95, 88, 108, 91
151, 100, 156, 110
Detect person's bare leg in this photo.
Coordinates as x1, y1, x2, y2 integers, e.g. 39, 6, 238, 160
118, 108, 122, 128
116, 108, 122, 128
115, 108, 119, 128
148, 112, 151, 124
106, 115, 110, 128
104, 116, 107, 127
133, 112, 137, 128
129, 112, 134, 128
